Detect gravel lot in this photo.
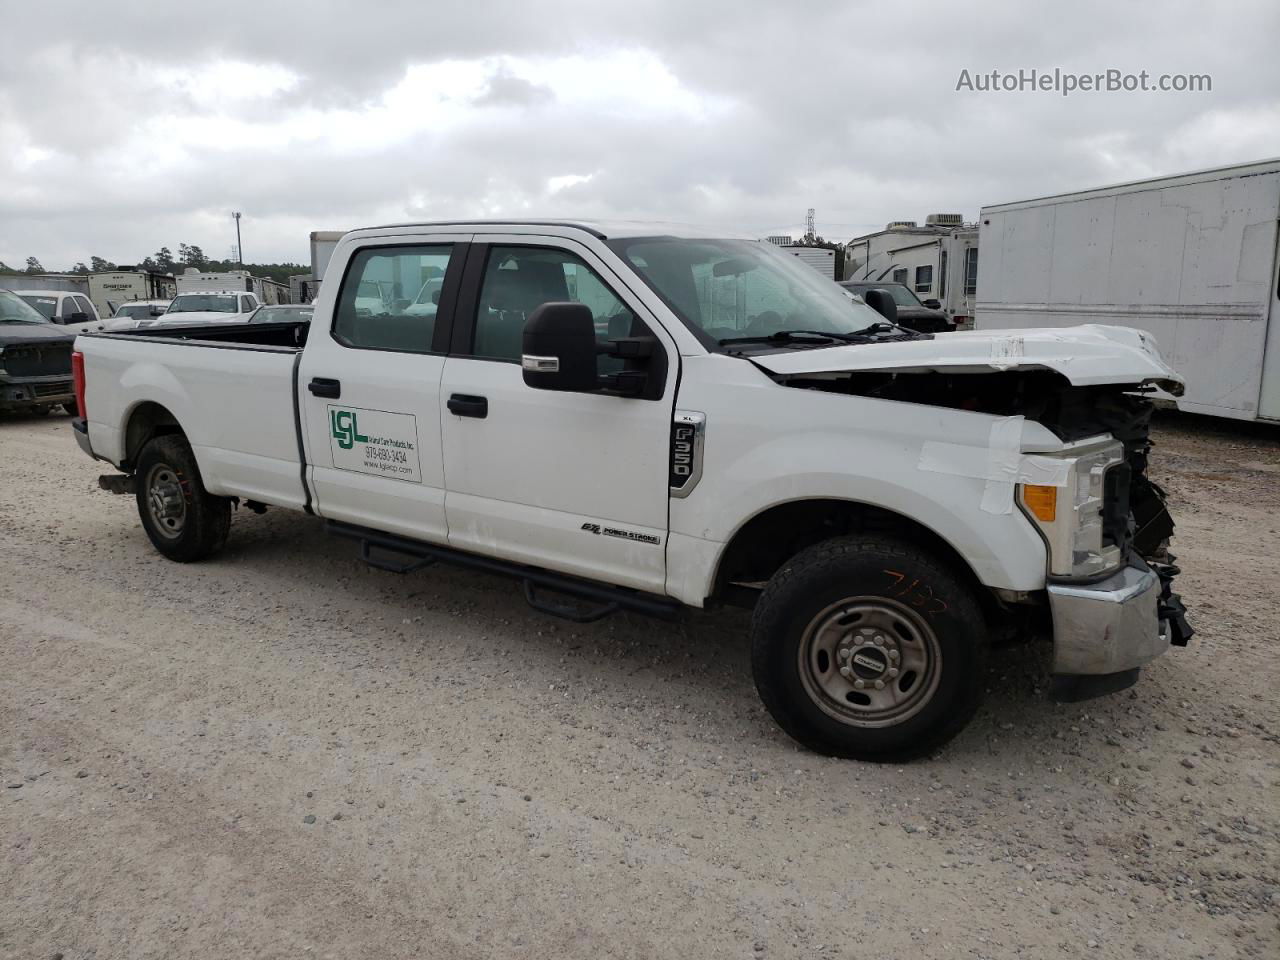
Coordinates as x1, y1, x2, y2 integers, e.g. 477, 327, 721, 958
1, 410, 1277, 960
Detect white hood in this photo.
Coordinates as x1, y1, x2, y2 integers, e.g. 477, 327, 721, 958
751, 324, 1185, 396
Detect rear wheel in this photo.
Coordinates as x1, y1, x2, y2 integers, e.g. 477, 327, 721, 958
134, 434, 230, 562
751, 535, 986, 761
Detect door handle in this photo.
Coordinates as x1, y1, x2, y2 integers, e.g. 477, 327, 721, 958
309, 377, 341, 399
447, 393, 488, 418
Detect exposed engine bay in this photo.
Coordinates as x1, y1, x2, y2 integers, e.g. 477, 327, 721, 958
771, 367, 1195, 646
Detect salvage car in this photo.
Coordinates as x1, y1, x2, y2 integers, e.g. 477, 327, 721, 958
70, 221, 1193, 760
0, 289, 77, 415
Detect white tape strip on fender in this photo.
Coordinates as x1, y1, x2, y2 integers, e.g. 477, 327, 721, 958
917, 415, 1072, 515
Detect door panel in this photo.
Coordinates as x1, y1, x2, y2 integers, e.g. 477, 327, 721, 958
298, 234, 471, 543
439, 235, 677, 593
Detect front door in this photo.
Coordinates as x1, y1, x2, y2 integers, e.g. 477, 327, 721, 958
439, 235, 677, 593
298, 234, 470, 543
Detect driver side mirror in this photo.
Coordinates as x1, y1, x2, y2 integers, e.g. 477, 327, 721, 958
66, 312, 91, 324
922, 298, 942, 310
521, 302, 599, 392
862, 289, 898, 324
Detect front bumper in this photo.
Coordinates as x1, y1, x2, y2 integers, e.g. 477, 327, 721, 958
1048, 559, 1181, 675
0, 375, 74, 409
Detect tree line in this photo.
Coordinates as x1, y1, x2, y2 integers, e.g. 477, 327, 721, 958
1, 244, 305, 286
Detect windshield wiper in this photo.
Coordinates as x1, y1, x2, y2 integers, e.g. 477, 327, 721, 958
718, 329, 876, 347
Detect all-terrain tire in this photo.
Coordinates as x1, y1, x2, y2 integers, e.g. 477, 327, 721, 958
751, 535, 987, 762
134, 434, 231, 562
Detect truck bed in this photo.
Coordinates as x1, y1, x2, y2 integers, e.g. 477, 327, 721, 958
78, 321, 311, 511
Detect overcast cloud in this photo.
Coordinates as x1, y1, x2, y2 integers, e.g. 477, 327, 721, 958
2, 0, 1279, 268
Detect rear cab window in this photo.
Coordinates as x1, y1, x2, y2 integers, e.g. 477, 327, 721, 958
334, 245, 456, 353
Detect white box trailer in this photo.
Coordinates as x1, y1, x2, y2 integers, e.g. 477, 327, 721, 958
87, 270, 176, 318
778, 245, 837, 280
176, 270, 290, 304
310, 231, 347, 284
0, 273, 90, 296
976, 158, 1280, 421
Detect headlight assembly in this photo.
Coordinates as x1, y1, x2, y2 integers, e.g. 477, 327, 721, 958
1019, 438, 1126, 579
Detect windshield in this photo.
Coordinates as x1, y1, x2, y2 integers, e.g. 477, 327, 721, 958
607, 237, 883, 347
116, 303, 160, 319
18, 294, 58, 319
0, 290, 49, 324
841, 282, 924, 309
167, 294, 238, 314
252, 306, 313, 323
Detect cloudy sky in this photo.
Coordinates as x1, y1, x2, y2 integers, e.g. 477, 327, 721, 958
3, 0, 1279, 269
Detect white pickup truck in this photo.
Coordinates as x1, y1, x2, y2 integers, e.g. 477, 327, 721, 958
71, 220, 1193, 760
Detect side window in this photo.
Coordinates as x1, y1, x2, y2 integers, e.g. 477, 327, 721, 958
74, 296, 96, 317
892, 268, 908, 285
334, 245, 454, 353
241, 296, 256, 313
915, 265, 933, 293
473, 246, 640, 365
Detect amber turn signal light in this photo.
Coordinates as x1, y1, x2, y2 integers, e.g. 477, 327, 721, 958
1022, 484, 1057, 523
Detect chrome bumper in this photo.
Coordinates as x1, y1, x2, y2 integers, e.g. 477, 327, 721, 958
1048, 560, 1168, 675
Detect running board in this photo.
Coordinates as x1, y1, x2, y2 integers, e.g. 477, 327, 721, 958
327, 521, 681, 624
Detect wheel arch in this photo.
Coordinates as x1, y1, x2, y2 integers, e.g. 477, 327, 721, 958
709, 497, 997, 617
121, 400, 185, 470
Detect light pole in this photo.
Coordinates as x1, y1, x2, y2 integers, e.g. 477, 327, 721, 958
233, 211, 243, 268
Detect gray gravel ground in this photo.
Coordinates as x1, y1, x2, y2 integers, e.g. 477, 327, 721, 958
1, 409, 1277, 959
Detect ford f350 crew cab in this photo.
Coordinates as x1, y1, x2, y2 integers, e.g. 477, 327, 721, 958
71, 221, 1193, 760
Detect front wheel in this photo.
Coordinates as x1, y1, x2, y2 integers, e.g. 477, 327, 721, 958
751, 535, 987, 761
134, 434, 231, 562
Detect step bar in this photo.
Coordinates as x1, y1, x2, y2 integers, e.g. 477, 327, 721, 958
327, 520, 682, 624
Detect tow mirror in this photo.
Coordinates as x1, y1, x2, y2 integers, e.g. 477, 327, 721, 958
66, 312, 91, 324
522, 302, 599, 392
863, 289, 898, 324
922, 298, 942, 310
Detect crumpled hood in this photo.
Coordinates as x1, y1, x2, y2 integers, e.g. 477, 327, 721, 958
751, 323, 1185, 395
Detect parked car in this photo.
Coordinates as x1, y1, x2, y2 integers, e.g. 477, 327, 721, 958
71, 220, 1192, 761
0, 290, 77, 415
838, 281, 954, 333
11, 289, 104, 333
104, 299, 172, 331
123, 291, 262, 329
248, 304, 314, 324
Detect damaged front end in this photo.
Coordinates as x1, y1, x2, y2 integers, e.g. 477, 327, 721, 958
761, 362, 1193, 695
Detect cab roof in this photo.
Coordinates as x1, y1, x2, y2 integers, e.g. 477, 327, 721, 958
348, 219, 756, 241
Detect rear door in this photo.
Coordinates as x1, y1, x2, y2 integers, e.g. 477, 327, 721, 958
298, 233, 470, 543
438, 235, 677, 592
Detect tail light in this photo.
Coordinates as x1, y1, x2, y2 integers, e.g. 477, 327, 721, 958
72, 350, 86, 419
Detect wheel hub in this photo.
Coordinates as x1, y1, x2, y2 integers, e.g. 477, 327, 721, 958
145, 465, 187, 538
797, 597, 942, 728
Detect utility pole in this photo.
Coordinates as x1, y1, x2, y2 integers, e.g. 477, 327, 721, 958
233, 212, 243, 268
805, 208, 816, 243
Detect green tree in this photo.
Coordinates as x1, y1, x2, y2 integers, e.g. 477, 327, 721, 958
25, 256, 44, 274
178, 243, 207, 270
89, 256, 116, 272
72, 262, 90, 274
153, 247, 175, 271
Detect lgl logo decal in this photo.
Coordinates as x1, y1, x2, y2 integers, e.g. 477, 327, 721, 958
330, 409, 368, 450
